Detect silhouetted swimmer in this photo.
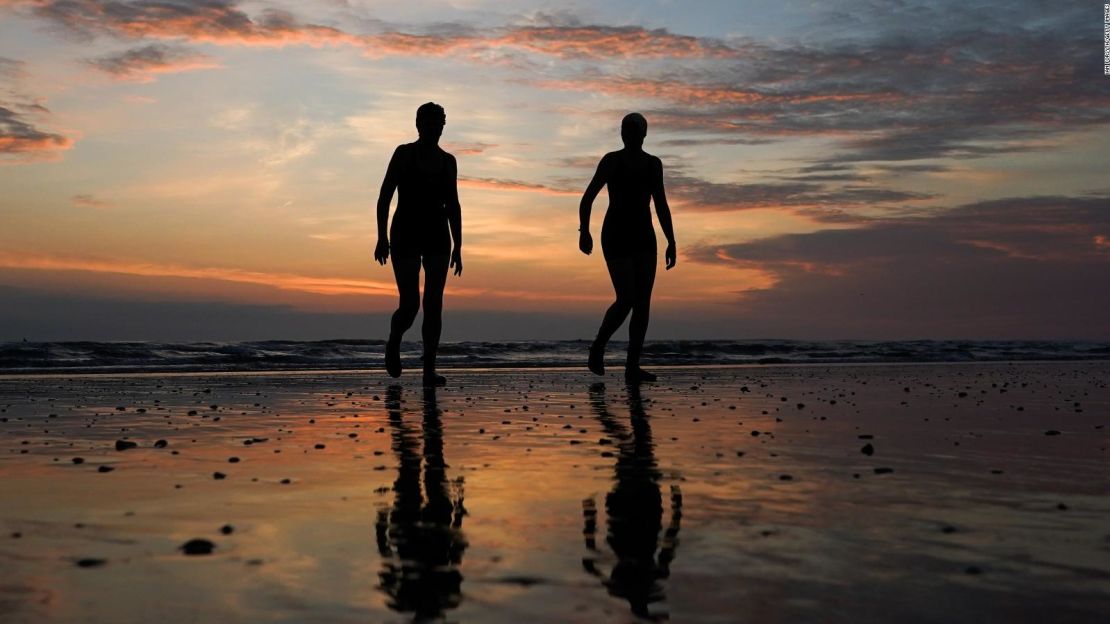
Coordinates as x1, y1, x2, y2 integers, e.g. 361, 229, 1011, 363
375, 385, 468, 619
375, 102, 463, 386
579, 113, 676, 384
582, 383, 682, 620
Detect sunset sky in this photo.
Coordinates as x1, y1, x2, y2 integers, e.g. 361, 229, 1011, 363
1, 0, 1107, 341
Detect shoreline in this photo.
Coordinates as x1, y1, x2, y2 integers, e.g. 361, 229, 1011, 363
2, 357, 1110, 379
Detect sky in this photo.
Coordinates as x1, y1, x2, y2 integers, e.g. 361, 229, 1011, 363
0, 0, 1107, 341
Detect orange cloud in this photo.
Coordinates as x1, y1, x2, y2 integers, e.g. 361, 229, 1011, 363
5, 1, 739, 60
537, 77, 902, 108
0, 252, 609, 305
459, 176, 578, 196
489, 25, 738, 59
0, 252, 399, 297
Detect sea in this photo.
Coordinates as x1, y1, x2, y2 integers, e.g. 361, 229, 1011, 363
1, 339, 1108, 374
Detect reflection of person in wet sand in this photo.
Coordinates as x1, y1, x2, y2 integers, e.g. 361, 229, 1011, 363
374, 102, 463, 386
583, 383, 682, 621
579, 113, 677, 383
375, 385, 467, 620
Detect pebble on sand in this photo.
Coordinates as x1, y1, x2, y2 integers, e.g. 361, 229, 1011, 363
114, 440, 138, 451
213, 472, 227, 480
861, 443, 875, 456
180, 538, 215, 555
97, 465, 114, 473
76, 558, 107, 568
153, 439, 168, 448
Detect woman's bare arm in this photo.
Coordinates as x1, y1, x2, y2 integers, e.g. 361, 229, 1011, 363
651, 157, 677, 269
374, 146, 403, 264
446, 154, 463, 276
579, 154, 611, 255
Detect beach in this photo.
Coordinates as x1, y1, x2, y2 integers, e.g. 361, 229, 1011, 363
2, 362, 1108, 623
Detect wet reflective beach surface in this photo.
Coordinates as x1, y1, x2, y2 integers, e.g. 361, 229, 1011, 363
2, 363, 1109, 622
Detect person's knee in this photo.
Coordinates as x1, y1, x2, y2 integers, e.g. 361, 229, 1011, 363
613, 292, 635, 310
397, 297, 419, 318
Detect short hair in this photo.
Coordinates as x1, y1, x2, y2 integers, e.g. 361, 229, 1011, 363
416, 102, 446, 127
621, 112, 647, 138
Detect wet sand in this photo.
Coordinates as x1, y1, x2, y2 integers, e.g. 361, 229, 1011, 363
1, 363, 1108, 623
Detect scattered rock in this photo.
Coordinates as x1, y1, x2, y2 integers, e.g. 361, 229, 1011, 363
114, 440, 137, 451
180, 538, 215, 555
861, 443, 874, 456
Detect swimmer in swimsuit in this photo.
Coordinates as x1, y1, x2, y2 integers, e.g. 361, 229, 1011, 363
374, 102, 463, 386
579, 113, 677, 383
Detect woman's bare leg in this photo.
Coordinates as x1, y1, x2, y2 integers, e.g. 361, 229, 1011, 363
386, 256, 422, 378
420, 254, 450, 384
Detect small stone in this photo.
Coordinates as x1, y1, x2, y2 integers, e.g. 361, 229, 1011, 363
153, 439, 168, 448
228, 457, 240, 463
213, 472, 227, 480
76, 558, 107, 568
114, 440, 137, 451
97, 465, 114, 473
180, 538, 215, 555
873, 467, 894, 475
861, 443, 874, 456
72, 457, 85, 464
1044, 430, 1061, 436
220, 524, 234, 535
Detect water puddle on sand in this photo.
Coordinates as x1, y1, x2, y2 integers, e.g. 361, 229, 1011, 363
1, 363, 1109, 622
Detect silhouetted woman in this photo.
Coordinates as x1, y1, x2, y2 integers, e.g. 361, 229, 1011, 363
579, 113, 676, 383
375, 102, 462, 386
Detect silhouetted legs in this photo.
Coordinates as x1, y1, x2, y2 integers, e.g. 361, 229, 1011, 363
387, 254, 450, 384
591, 253, 656, 380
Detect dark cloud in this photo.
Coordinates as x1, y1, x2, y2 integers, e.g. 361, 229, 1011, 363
688, 195, 1110, 339
87, 43, 216, 80
666, 172, 933, 215
540, 2, 1109, 165
0, 57, 73, 161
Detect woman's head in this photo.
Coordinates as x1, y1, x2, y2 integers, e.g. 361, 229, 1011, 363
416, 102, 446, 140
621, 112, 647, 148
